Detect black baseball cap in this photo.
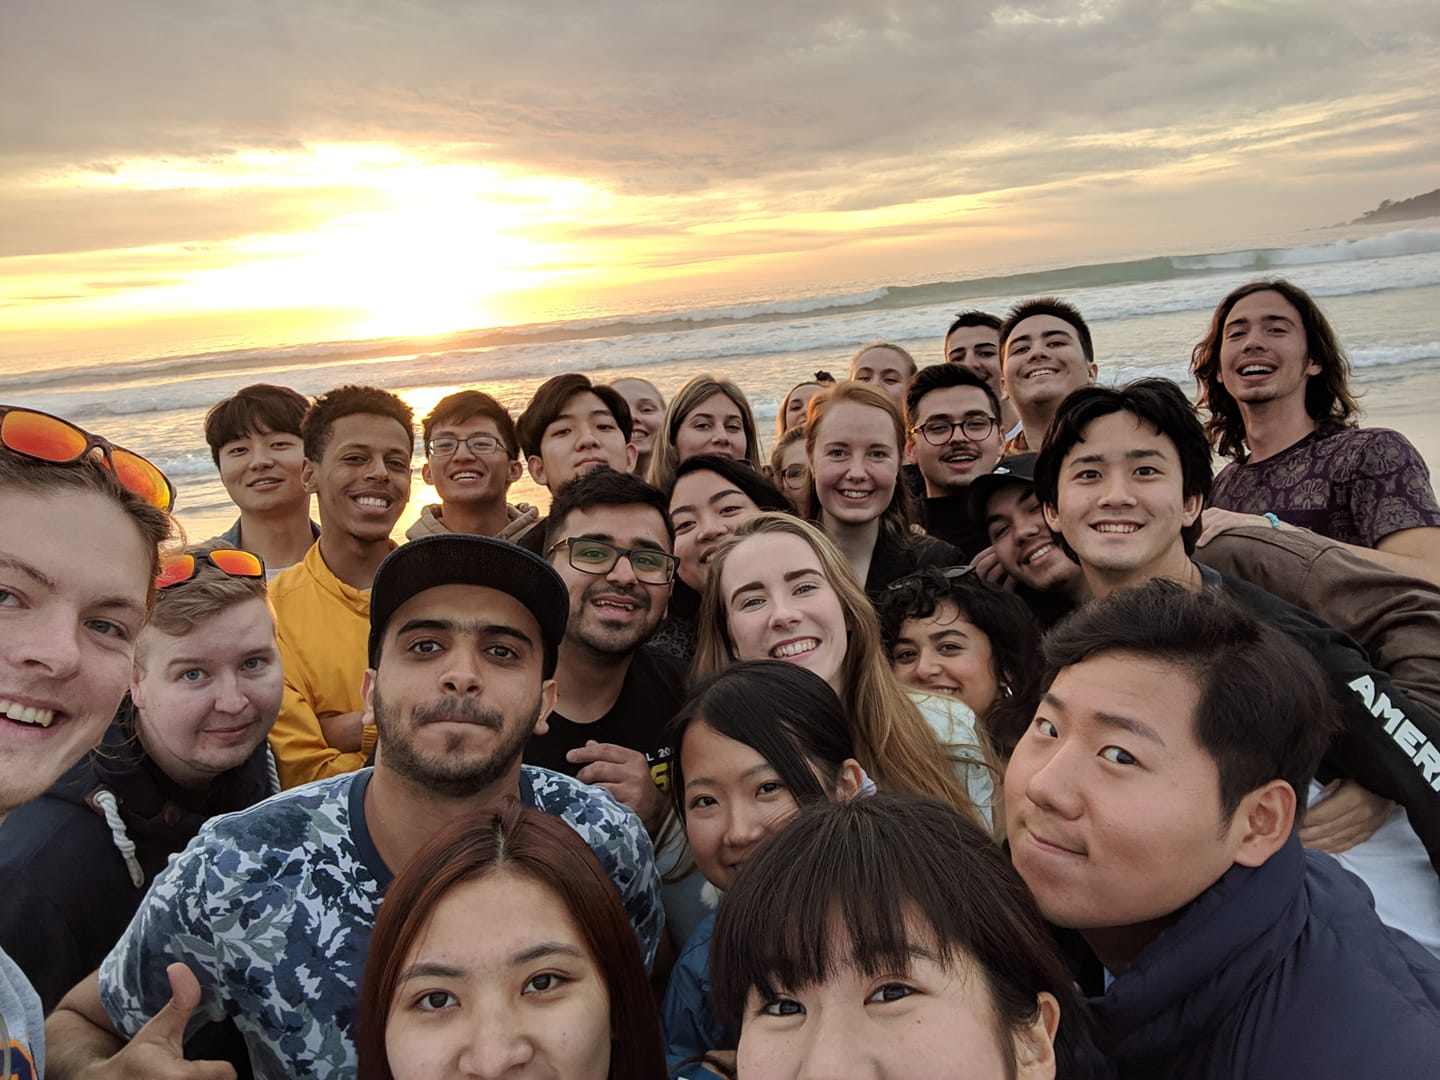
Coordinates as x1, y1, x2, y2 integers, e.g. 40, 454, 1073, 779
368, 534, 569, 676
966, 452, 1040, 525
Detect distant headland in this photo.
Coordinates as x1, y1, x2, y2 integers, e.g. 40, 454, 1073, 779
1349, 188, 1440, 226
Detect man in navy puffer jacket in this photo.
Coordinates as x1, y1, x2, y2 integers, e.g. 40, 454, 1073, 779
1006, 582, 1440, 1079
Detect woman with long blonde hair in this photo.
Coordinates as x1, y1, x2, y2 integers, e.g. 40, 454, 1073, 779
647, 374, 762, 491
694, 512, 994, 827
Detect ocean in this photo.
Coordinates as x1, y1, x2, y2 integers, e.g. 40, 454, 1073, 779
5, 222, 1439, 541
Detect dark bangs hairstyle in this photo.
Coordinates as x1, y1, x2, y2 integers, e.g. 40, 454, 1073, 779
1000, 297, 1094, 364
877, 567, 1042, 760
709, 793, 1088, 1073
420, 389, 519, 459
670, 454, 792, 513
544, 466, 676, 550
1191, 278, 1360, 461
203, 384, 309, 465
1043, 580, 1339, 823
301, 385, 414, 462
665, 660, 859, 823
515, 373, 634, 460
356, 801, 667, 1080
1032, 378, 1212, 557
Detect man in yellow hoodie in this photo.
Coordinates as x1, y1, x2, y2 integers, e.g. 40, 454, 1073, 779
268, 385, 414, 788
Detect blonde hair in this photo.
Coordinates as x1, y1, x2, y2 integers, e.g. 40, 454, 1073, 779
647, 374, 762, 491
847, 341, 917, 378
695, 513, 979, 823
803, 381, 914, 542
136, 544, 273, 668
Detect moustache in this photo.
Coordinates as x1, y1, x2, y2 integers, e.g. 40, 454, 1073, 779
410, 697, 504, 730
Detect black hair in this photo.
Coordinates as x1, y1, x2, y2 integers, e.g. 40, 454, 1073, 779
421, 390, 519, 460
665, 659, 859, 824
709, 793, 1089, 1073
1000, 297, 1094, 364
1043, 580, 1339, 821
670, 454, 792, 513
204, 384, 309, 465
1032, 378, 1212, 556
947, 309, 1002, 336
1191, 277, 1360, 461
903, 363, 1002, 431
544, 466, 674, 550
515, 373, 634, 460
876, 567, 1042, 760
301, 385, 414, 462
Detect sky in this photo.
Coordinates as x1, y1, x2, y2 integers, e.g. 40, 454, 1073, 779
2, 0, 1437, 361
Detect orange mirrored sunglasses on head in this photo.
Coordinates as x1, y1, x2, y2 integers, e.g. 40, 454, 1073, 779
156, 549, 266, 590
0, 404, 176, 511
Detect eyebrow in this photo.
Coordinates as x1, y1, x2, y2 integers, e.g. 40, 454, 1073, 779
1068, 447, 1166, 466
1042, 691, 1167, 746
0, 556, 146, 621
729, 567, 822, 604
397, 942, 586, 985
394, 618, 535, 647
574, 530, 667, 552
1225, 312, 1295, 331
687, 761, 778, 789
550, 407, 615, 427
671, 486, 746, 518
0, 556, 57, 592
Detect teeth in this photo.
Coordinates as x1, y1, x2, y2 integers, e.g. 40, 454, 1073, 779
1026, 368, 1059, 378
1094, 523, 1139, 533
595, 599, 637, 611
839, 490, 870, 500
941, 452, 978, 464
1023, 542, 1054, 565
1239, 365, 1274, 376
452, 472, 480, 481
0, 699, 55, 728
356, 496, 389, 508
772, 639, 819, 659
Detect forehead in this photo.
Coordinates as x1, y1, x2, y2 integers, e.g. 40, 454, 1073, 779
724, 531, 821, 582
1048, 651, 1203, 747
916, 385, 994, 419
1226, 289, 1302, 323
1064, 411, 1179, 466
222, 426, 295, 449
612, 378, 660, 403
690, 391, 742, 417
852, 348, 908, 374
671, 470, 750, 510
985, 481, 1036, 520
554, 503, 669, 546
416, 871, 589, 963
138, 596, 275, 659
431, 413, 503, 438
898, 599, 965, 635
946, 325, 999, 348
0, 488, 151, 611
817, 400, 896, 442
382, 583, 542, 649
548, 391, 613, 428
323, 412, 413, 457
1008, 313, 1078, 344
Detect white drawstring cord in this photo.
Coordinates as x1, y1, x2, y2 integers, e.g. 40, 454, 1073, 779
92, 789, 145, 889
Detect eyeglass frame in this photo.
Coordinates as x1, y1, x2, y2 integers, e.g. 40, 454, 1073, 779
910, 415, 1000, 446
426, 434, 508, 458
776, 463, 808, 490
545, 536, 680, 585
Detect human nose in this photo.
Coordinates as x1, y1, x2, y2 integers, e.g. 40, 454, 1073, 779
915, 646, 944, 680
696, 511, 727, 544
605, 551, 640, 586
721, 802, 771, 851
211, 672, 248, 715
363, 453, 388, 481
458, 1012, 533, 1078
1097, 473, 1135, 508
441, 651, 484, 696
768, 593, 800, 629
575, 423, 601, 449
451, 438, 478, 461
793, 1007, 876, 1080
13, 609, 83, 680
1021, 741, 1084, 820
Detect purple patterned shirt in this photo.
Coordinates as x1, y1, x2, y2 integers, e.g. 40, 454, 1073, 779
1210, 427, 1440, 548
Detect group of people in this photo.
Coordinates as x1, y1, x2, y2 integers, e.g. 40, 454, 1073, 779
3, 276, 1440, 1078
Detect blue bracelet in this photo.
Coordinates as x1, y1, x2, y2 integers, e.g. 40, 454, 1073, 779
1262, 512, 1281, 530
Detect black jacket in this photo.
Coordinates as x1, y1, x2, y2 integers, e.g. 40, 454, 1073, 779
863, 529, 964, 597
0, 700, 275, 1011
1081, 835, 1440, 1078
1207, 565, 1440, 873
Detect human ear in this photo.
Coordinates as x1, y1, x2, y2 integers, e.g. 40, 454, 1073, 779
833, 758, 866, 801
420, 460, 434, 486
904, 439, 918, 466
506, 458, 523, 485
1181, 489, 1204, 528
527, 454, 548, 488
532, 678, 558, 736
1042, 501, 1062, 534
1231, 779, 1296, 868
624, 442, 639, 475
301, 458, 318, 494
1013, 990, 1060, 1078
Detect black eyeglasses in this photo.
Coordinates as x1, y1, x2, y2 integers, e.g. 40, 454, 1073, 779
885, 564, 977, 592
428, 435, 506, 458
547, 537, 679, 585
777, 464, 808, 489
912, 416, 1000, 445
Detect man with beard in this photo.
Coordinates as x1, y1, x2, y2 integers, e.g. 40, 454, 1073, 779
46, 535, 663, 1079
527, 468, 683, 838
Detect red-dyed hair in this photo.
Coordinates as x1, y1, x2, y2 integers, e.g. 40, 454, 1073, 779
356, 801, 666, 1080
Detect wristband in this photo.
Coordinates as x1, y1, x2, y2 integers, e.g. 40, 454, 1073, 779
1262, 512, 1281, 530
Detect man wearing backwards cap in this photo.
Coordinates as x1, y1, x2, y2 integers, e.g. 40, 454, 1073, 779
47, 535, 664, 1080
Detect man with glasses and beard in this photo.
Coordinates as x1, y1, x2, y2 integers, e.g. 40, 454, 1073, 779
46, 535, 662, 1079
527, 468, 684, 840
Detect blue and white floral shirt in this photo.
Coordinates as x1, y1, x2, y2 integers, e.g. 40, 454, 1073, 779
99, 766, 662, 1078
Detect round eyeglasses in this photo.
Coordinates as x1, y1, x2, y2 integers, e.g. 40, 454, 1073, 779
912, 416, 1000, 445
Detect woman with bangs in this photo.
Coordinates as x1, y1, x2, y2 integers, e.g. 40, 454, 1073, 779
694, 513, 995, 828
357, 802, 666, 1080
648, 375, 763, 492
802, 381, 961, 596
709, 794, 1089, 1080
660, 661, 868, 1078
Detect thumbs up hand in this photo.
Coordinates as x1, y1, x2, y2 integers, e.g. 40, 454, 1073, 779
85, 963, 237, 1080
